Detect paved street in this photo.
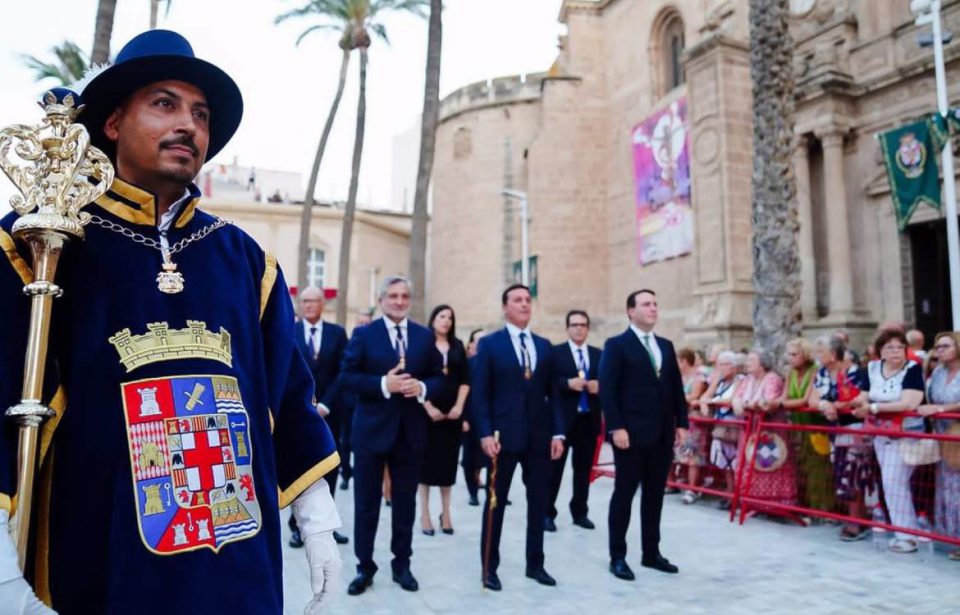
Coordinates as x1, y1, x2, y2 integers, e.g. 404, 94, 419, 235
283, 453, 960, 614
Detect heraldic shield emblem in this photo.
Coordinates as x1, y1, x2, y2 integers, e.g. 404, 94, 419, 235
122, 374, 261, 554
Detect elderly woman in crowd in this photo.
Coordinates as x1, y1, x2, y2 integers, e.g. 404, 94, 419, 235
810, 336, 871, 540
673, 347, 709, 504
731, 350, 795, 506
918, 331, 960, 561
773, 338, 834, 513
699, 351, 743, 509
853, 329, 925, 554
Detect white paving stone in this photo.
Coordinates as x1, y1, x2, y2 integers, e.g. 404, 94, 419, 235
282, 460, 960, 614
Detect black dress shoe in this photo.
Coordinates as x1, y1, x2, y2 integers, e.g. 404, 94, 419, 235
641, 554, 679, 574
392, 569, 419, 592
609, 558, 635, 581
422, 527, 435, 536
572, 517, 595, 530
543, 517, 557, 532
288, 529, 304, 548
525, 567, 557, 586
468, 494, 480, 506
347, 573, 374, 595
482, 572, 502, 591
340, 478, 350, 491
333, 530, 349, 545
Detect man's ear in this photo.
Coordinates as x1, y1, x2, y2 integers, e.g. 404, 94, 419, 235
103, 108, 122, 142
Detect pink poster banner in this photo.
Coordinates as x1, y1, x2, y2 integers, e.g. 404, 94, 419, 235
632, 99, 693, 265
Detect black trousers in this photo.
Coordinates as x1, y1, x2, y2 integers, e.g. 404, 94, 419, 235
608, 440, 672, 560
353, 442, 422, 576
548, 413, 598, 520
340, 404, 354, 480
461, 429, 483, 498
479, 448, 550, 575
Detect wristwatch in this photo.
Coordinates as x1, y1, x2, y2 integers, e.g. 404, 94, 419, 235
869, 402, 879, 415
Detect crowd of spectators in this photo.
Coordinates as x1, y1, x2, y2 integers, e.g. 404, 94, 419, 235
669, 323, 960, 561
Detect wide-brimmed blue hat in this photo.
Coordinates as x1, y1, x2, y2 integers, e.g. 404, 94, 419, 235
76, 29, 243, 161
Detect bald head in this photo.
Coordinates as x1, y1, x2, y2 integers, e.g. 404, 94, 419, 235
906, 329, 925, 350
300, 286, 325, 323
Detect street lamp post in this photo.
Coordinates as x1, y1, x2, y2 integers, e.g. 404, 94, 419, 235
501, 189, 530, 286
912, 0, 960, 327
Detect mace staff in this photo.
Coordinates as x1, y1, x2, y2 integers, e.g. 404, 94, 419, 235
0, 88, 113, 569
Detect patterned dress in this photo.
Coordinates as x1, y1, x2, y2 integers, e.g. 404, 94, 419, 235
788, 366, 836, 512
674, 372, 707, 466
735, 372, 797, 505
926, 365, 960, 539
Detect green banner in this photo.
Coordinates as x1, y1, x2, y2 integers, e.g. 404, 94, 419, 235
878, 116, 943, 231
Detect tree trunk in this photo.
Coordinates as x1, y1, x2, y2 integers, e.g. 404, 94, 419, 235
150, 0, 159, 28
91, 0, 117, 66
335, 46, 368, 326
749, 0, 800, 361
408, 0, 443, 323
297, 48, 352, 293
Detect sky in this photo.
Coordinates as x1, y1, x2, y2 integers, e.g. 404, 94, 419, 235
0, 0, 565, 214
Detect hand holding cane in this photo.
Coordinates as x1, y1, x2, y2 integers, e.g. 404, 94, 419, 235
481, 430, 500, 585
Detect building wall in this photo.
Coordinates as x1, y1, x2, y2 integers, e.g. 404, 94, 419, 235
203, 199, 410, 327
429, 0, 960, 350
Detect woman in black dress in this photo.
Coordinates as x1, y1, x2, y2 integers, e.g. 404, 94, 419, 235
419, 305, 470, 535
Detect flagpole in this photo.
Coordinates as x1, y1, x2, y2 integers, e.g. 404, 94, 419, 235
914, 0, 960, 327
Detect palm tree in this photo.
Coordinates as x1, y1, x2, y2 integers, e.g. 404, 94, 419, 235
749, 0, 800, 360
407, 0, 442, 322
149, 0, 173, 29
91, 0, 117, 66
276, 0, 428, 325
22, 41, 89, 86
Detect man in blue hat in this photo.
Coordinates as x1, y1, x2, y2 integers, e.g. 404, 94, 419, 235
0, 30, 342, 614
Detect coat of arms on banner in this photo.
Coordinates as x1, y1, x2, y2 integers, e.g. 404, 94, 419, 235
895, 132, 926, 178
122, 374, 261, 554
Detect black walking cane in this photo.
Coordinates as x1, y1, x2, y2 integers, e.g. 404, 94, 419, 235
482, 430, 500, 585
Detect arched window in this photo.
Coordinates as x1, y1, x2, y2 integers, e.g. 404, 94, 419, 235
651, 9, 686, 98
667, 20, 685, 90
306, 248, 325, 289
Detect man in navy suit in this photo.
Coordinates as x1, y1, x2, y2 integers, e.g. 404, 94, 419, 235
288, 286, 350, 547
340, 276, 443, 595
472, 284, 565, 591
547, 310, 602, 532
600, 289, 688, 581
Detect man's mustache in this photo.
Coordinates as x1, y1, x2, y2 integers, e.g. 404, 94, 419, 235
160, 136, 199, 157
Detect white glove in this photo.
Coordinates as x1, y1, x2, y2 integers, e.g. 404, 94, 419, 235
291, 478, 342, 613
0, 510, 57, 614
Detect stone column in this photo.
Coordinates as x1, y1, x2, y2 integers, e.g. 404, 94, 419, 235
793, 136, 818, 321
818, 128, 855, 318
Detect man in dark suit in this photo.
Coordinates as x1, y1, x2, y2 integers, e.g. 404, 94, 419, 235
547, 310, 602, 532
288, 287, 350, 548
340, 276, 443, 595
600, 289, 688, 581
472, 284, 565, 591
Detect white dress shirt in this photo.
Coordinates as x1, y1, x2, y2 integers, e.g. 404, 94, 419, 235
630, 324, 661, 372
568, 340, 590, 372
157, 188, 193, 251
379, 316, 426, 401
505, 321, 537, 372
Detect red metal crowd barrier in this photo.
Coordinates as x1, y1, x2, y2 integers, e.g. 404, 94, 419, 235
592, 402, 960, 550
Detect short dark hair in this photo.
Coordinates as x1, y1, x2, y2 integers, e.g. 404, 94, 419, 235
677, 347, 696, 365
565, 310, 590, 327
428, 304, 457, 341
468, 328, 484, 344
874, 329, 908, 354
626, 289, 656, 310
502, 283, 531, 305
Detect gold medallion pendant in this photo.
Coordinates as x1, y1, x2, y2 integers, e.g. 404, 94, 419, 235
157, 261, 185, 294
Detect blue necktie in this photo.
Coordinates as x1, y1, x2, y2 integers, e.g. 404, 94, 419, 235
577, 348, 589, 413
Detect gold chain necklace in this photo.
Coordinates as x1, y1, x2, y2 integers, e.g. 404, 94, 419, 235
87, 214, 231, 294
